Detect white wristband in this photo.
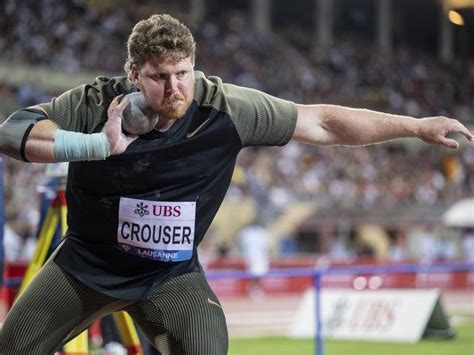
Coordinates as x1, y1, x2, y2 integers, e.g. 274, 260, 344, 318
53, 130, 111, 162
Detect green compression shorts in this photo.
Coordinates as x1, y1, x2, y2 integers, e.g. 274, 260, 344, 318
0, 258, 228, 355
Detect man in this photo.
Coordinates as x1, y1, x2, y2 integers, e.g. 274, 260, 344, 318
0, 14, 472, 355
238, 222, 270, 298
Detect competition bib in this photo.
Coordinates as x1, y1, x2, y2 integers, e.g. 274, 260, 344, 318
117, 197, 195, 262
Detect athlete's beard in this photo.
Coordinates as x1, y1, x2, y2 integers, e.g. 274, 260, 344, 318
158, 92, 192, 120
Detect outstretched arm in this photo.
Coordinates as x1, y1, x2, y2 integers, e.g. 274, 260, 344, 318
0, 96, 136, 163
292, 104, 473, 148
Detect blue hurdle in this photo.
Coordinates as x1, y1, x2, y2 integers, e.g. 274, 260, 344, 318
206, 261, 474, 355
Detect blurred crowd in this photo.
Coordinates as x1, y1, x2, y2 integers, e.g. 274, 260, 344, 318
1, 0, 133, 73
2, 1, 472, 123
1, 2, 473, 262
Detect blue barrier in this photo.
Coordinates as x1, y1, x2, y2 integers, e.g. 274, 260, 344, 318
206, 261, 474, 355
3, 257, 473, 354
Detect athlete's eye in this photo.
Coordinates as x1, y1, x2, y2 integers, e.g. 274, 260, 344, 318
151, 74, 166, 81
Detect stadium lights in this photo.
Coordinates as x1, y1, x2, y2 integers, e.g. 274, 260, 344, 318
444, 0, 474, 9
448, 10, 465, 25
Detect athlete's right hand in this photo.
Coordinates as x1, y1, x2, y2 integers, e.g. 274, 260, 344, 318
104, 95, 138, 155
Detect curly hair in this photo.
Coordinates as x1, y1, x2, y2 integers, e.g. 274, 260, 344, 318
124, 14, 196, 79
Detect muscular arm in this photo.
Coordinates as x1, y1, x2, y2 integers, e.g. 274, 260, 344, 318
292, 104, 473, 148
0, 97, 135, 163
24, 117, 58, 162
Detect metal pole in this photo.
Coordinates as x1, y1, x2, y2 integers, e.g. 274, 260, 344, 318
439, 0, 454, 62
189, 0, 205, 28
313, 272, 324, 355
377, 0, 392, 53
252, 0, 271, 34
314, 0, 333, 56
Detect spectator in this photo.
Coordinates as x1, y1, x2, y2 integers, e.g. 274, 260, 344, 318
238, 222, 270, 298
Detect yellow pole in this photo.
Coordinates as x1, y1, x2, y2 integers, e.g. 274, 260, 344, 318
62, 330, 89, 355
113, 312, 143, 354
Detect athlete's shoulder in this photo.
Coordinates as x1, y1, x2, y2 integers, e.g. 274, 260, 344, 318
90, 75, 134, 96
39, 75, 135, 132
193, 70, 246, 115
51, 75, 133, 103
71, 75, 134, 111
193, 71, 297, 148
194, 71, 223, 104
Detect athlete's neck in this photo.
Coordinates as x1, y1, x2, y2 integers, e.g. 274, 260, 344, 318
155, 117, 178, 132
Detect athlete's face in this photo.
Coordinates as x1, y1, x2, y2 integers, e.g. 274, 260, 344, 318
131, 56, 195, 122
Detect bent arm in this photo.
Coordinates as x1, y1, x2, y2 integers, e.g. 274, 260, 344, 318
292, 104, 473, 148
0, 106, 56, 162
0, 97, 135, 163
24, 116, 58, 162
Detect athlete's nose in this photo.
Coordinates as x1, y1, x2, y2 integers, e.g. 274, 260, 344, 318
165, 75, 178, 94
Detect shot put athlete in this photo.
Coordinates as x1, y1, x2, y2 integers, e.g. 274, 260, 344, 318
0, 14, 472, 355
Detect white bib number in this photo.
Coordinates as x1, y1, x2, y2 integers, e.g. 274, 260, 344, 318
117, 197, 195, 262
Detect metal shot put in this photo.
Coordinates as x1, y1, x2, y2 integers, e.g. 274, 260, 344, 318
122, 92, 160, 136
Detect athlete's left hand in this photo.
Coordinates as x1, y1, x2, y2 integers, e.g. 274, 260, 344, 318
416, 116, 473, 149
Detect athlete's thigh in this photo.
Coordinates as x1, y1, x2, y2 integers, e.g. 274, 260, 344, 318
0, 260, 125, 355
128, 272, 228, 355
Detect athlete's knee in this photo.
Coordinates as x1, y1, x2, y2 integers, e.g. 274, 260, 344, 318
182, 333, 228, 355
0, 291, 70, 355
180, 315, 228, 355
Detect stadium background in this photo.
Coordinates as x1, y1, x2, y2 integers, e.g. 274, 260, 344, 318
0, 0, 473, 354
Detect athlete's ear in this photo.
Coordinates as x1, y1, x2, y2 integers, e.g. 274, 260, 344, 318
131, 64, 141, 90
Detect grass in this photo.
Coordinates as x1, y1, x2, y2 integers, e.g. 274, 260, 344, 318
229, 323, 474, 355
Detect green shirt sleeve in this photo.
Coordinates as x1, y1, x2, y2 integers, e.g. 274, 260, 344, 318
39, 76, 133, 133
194, 71, 297, 147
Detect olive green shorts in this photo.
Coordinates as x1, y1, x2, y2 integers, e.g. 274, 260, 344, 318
0, 259, 228, 355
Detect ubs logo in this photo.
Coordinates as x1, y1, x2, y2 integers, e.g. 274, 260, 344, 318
134, 202, 150, 217
152, 205, 181, 217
